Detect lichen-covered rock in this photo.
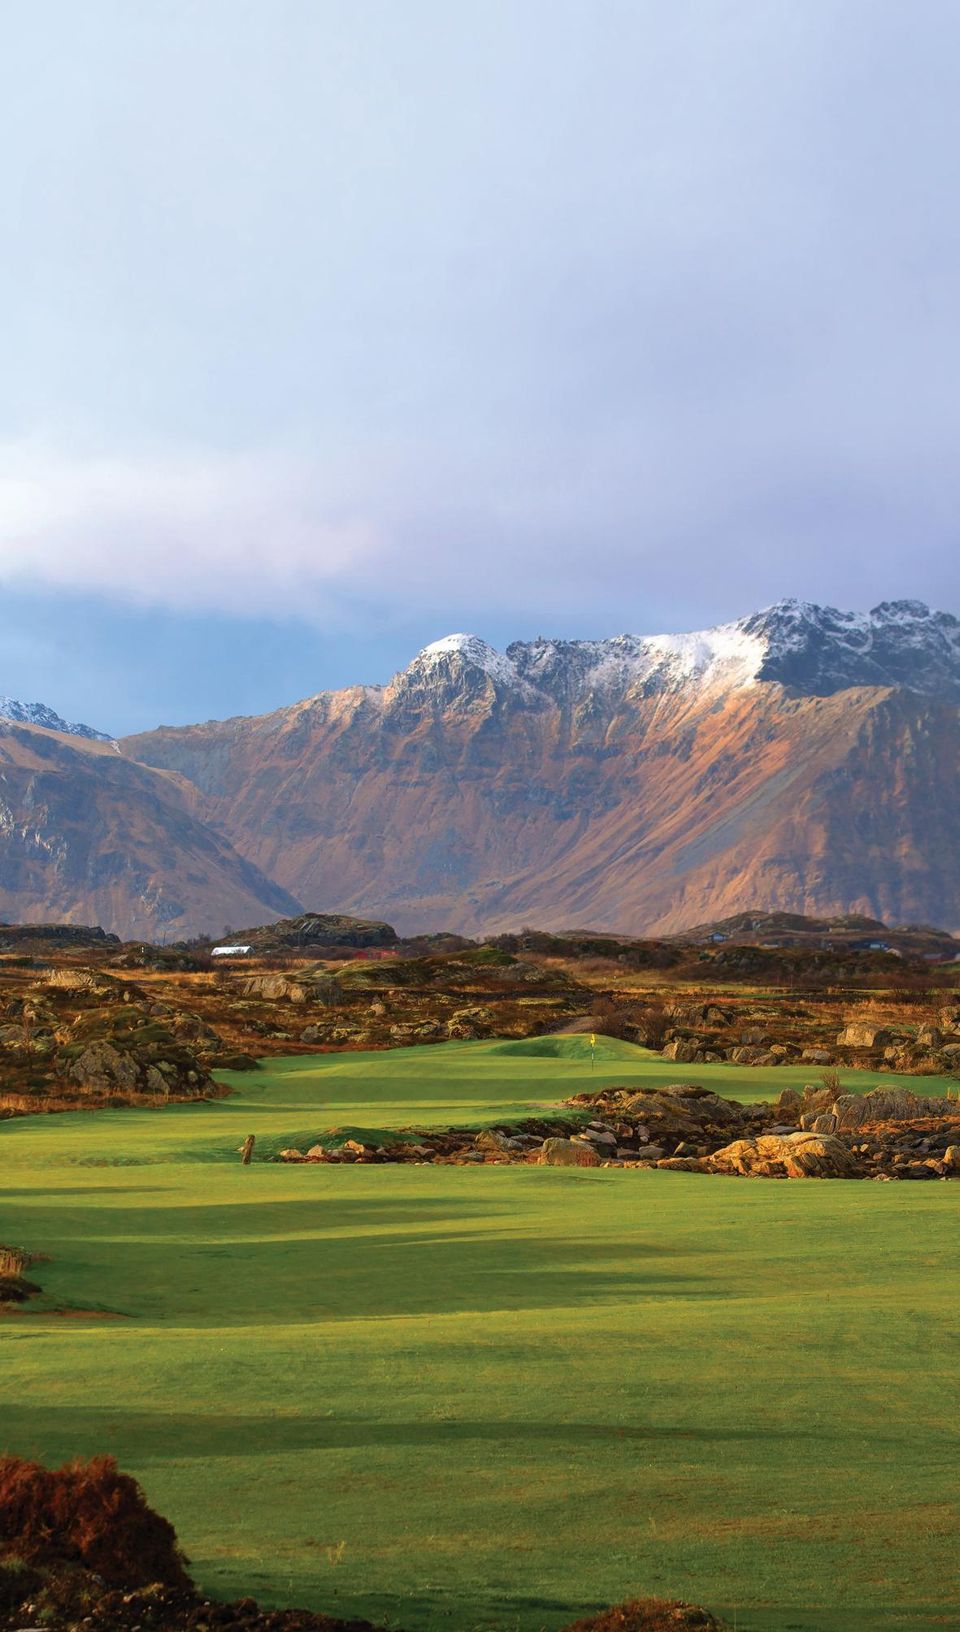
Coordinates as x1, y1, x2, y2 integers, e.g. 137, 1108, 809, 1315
445, 1005, 496, 1040
837, 1023, 892, 1049
916, 1025, 943, 1050
539, 1137, 601, 1167
475, 1128, 521, 1153
241, 974, 309, 1003
45, 967, 120, 996
67, 1042, 141, 1093
661, 1038, 704, 1063
832, 1087, 954, 1129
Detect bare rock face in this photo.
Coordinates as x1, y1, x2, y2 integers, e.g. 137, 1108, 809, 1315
708, 1132, 860, 1179
539, 1138, 602, 1167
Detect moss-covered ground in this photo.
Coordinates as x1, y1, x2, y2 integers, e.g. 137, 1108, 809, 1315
2, 1038, 958, 1631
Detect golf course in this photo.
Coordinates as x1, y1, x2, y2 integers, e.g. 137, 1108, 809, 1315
2, 1037, 958, 1631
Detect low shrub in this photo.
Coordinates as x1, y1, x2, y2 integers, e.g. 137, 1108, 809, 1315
0, 1454, 190, 1587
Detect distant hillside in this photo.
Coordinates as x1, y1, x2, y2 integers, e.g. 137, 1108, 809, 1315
0, 719, 302, 940
671, 910, 960, 961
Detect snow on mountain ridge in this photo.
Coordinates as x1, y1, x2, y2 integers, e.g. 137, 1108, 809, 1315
0, 698, 113, 742
415, 633, 520, 687
399, 600, 960, 704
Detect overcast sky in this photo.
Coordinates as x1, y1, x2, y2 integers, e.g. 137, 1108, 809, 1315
2, 1, 959, 733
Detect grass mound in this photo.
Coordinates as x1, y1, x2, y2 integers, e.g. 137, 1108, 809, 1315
486, 1034, 646, 1061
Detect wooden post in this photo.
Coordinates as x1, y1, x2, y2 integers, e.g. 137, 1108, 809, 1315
239, 1134, 255, 1165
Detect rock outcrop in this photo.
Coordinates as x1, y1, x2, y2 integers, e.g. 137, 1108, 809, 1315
706, 1132, 861, 1179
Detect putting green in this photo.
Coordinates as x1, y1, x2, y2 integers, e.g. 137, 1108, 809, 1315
2, 1038, 958, 1632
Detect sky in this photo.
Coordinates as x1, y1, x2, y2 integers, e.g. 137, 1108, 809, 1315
2, 0, 959, 734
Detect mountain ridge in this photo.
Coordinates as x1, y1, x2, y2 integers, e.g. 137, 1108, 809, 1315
119, 599, 960, 937
3, 599, 958, 938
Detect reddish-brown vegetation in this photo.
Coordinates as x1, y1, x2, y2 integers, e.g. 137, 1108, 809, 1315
0, 1455, 189, 1587
560, 1599, 727, 1630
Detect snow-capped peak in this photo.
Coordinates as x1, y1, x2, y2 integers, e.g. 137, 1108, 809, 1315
413, 633, 520, 687
0, 697, 113, 742
386, 599, 960, 711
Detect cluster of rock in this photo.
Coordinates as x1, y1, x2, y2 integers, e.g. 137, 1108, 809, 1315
572, 1081, 960, 1180
0, 966, 246, 1114
228, 951, 588, 1050
277, 1116, 578, 1166
276, 1081, 960, 1180
655, 1000, 960, 1074
0, 1572, 393, 1631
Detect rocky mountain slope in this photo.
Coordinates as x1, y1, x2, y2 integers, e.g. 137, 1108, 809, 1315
117, 599, 960, 936
0, 719, 301, 939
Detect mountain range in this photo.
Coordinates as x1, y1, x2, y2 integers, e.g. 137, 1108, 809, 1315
2, 598, 959, 938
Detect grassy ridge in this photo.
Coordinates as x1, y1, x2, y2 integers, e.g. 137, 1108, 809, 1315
2, 1039, 958, 1631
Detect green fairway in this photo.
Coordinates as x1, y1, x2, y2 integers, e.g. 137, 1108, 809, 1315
2, 1039, 958, 1631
